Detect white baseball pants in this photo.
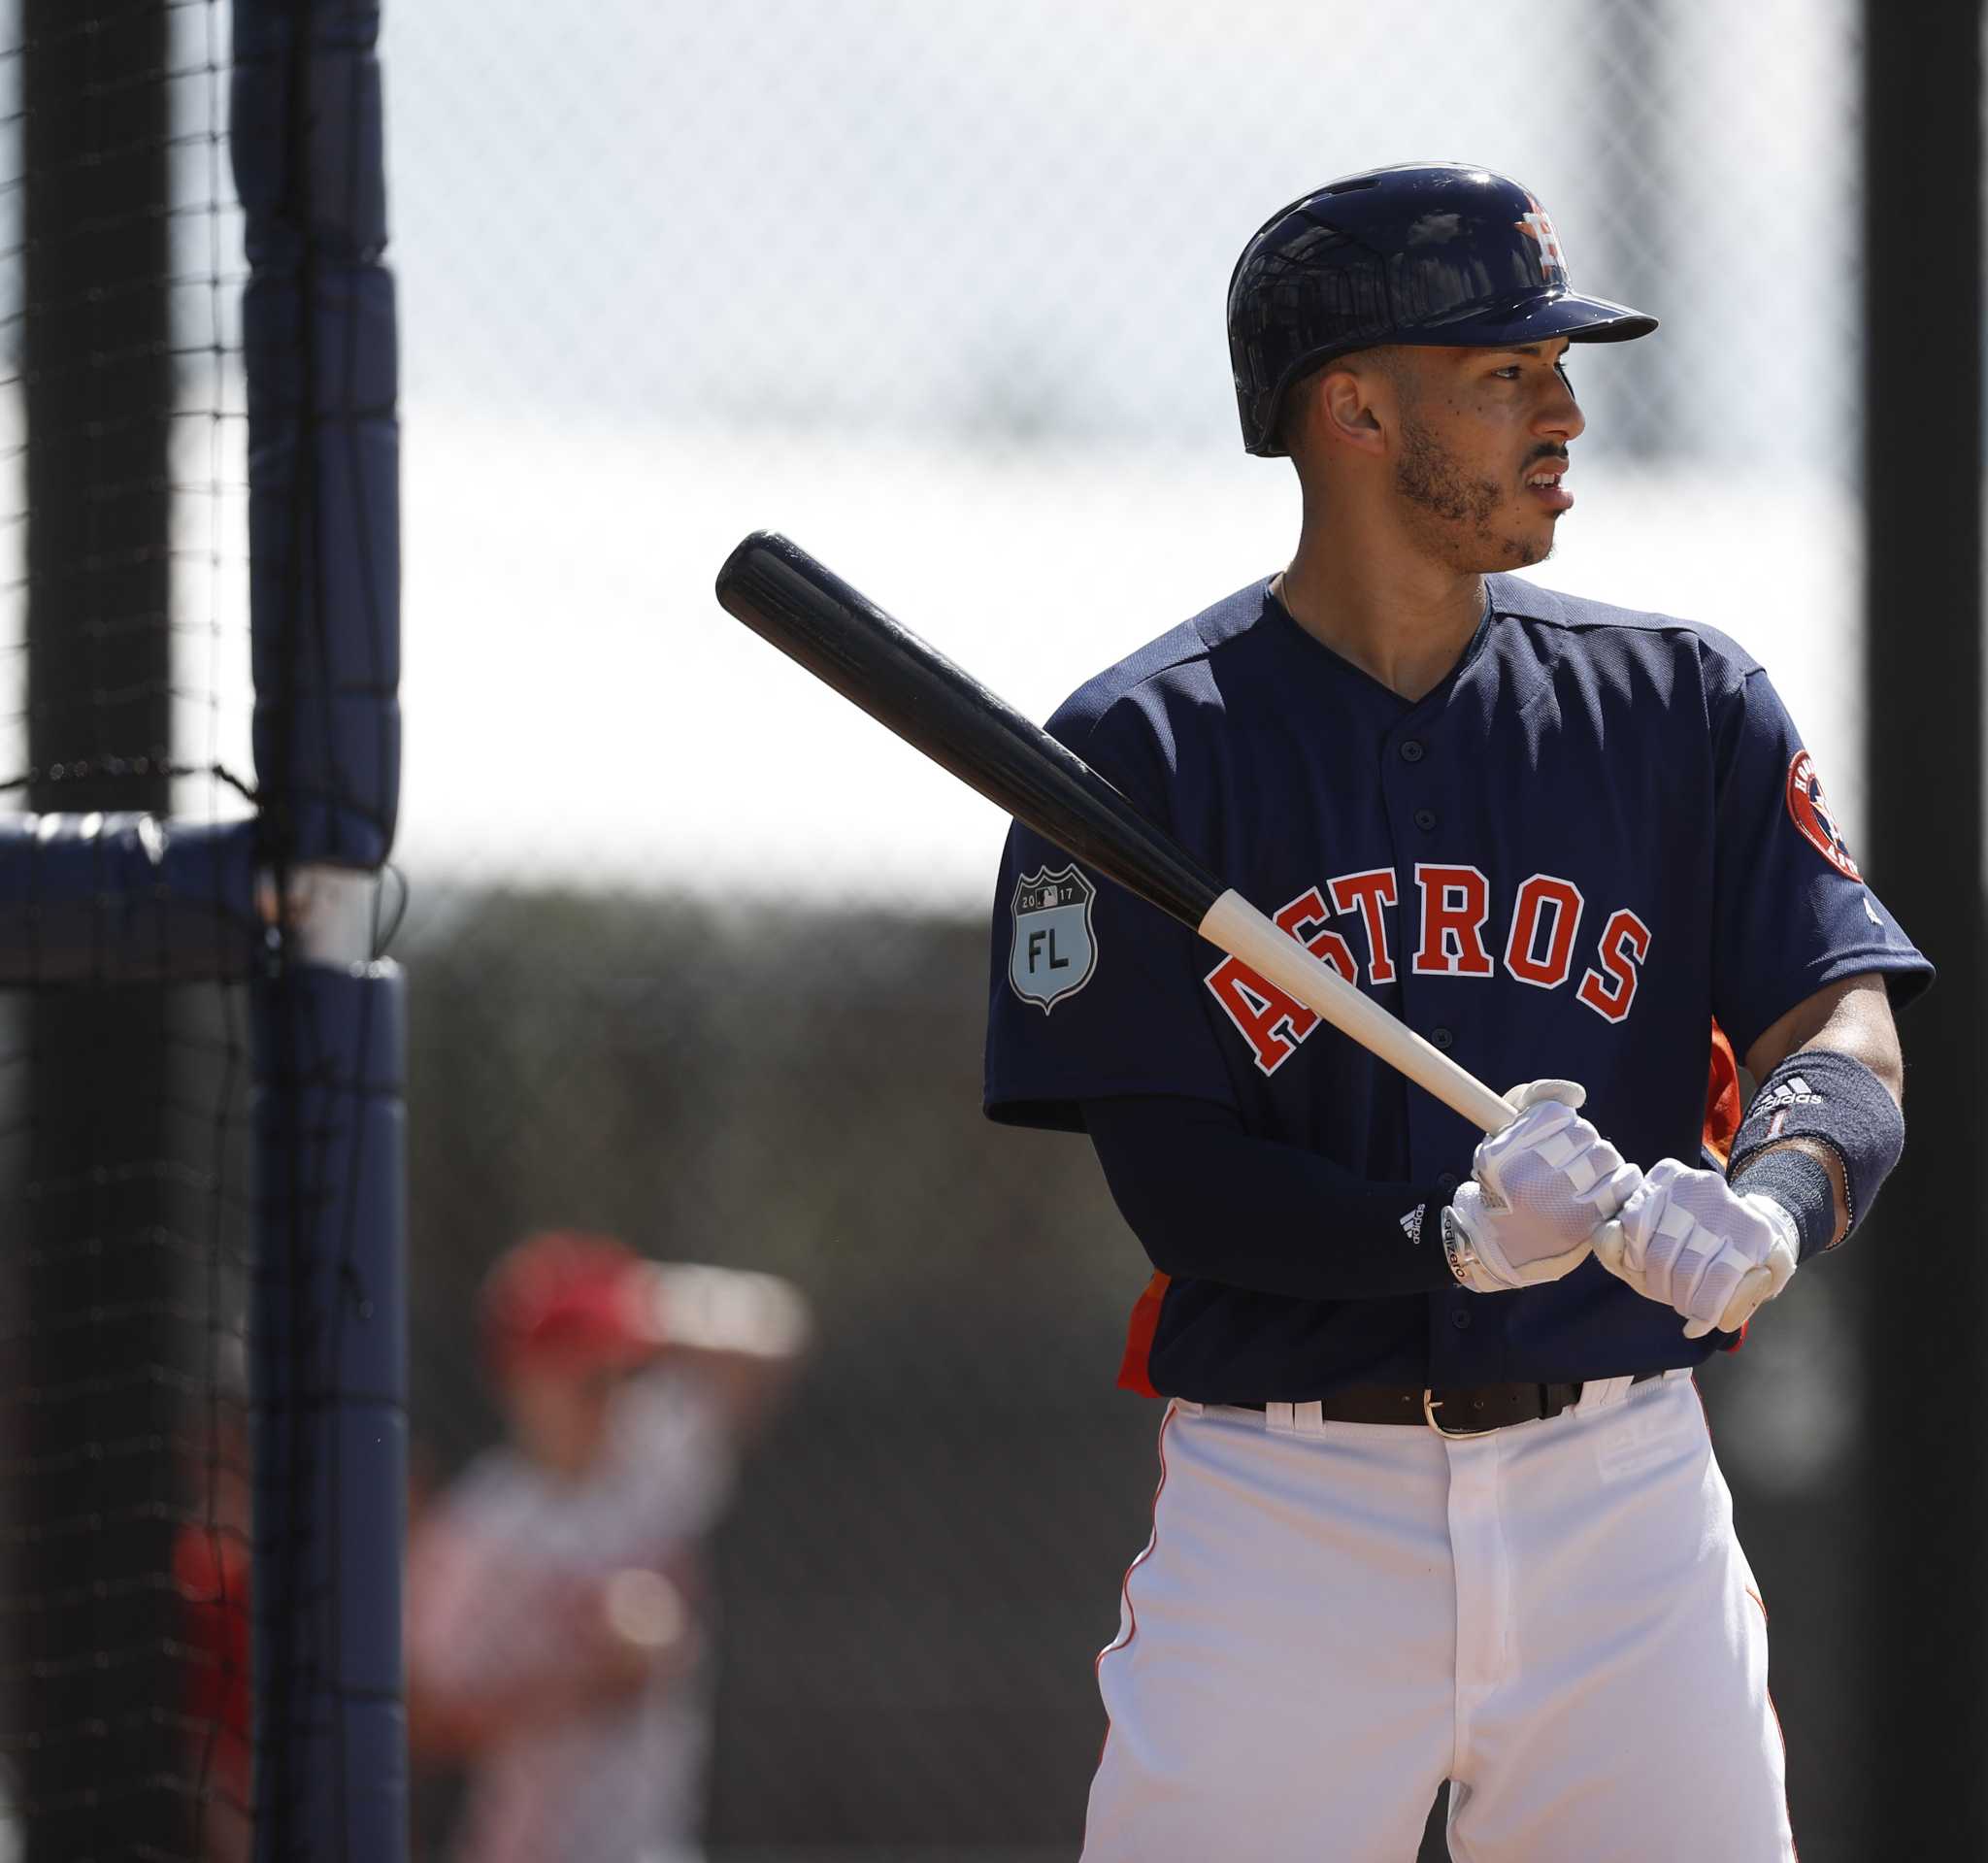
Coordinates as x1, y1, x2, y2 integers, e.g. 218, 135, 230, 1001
1082, 1371, 1796, 1862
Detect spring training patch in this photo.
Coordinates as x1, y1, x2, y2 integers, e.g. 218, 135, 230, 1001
1009, 864, 1098, 1013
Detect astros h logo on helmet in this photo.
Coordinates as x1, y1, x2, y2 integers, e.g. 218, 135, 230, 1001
1515, 197, 1569, 281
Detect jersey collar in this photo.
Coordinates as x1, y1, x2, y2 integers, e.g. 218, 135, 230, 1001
1259, 576, 1498, 715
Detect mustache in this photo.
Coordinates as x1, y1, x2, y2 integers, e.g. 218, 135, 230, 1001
1525, 446, 1571, 469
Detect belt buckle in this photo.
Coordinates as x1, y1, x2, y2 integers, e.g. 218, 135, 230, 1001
1422, 1386, 1491, 1439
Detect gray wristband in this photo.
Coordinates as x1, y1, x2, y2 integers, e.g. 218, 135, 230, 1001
1728, 1144, 1838, 1261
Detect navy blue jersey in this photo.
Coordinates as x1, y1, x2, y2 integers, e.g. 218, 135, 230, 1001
982, 574, 1932, 1401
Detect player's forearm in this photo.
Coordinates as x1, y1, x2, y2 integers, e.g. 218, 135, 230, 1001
1729, 977, 1907, 1261
1082, 1095, 1459, 1299
1742, 972, 1904, 1104
646, 1265, 812, 1436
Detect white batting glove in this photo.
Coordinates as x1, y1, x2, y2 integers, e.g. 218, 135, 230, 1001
1444, 1081, 1641, 1294
1592, 1158, 1799, 1338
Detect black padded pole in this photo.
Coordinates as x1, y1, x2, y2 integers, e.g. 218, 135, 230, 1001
1859, 3, 1985, 1852
15, 2, 178, 1856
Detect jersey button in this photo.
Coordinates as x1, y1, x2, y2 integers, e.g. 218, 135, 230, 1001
1414, 808, 1438, 831
1400, 739, 1426, 763
1451, 1307, 1473, 1330
1431, 1026, 1455, 1050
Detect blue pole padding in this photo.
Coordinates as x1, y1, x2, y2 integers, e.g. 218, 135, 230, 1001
233, 0, 400, 868
251, 960, 407, 1863
0, 814, 261, 983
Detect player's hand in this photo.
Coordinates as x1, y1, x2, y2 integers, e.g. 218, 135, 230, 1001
580, 1568, 693, 1701
1444, 1081, 1641, 1294
1592, 1158, 1799, 1337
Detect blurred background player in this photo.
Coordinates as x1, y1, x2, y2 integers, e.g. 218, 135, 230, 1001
405, 1232, 810, 1863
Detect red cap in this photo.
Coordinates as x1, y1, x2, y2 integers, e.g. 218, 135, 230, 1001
479, 1231, 668, 1380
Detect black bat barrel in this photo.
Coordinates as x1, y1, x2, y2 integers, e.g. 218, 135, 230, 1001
715, 531, 1224, 932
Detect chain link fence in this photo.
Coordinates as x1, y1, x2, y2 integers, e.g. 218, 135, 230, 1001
384, 0, 1864, 907
380, 3, 1874, 1857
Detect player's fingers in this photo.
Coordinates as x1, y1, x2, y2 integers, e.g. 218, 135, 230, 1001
1527, 1115, 1595, 1175
1694, 1261, 1773, 1338
1710, 1236, 1799, 1336
1683, 1248, 1752, 1333
1640, 1201, 1701, 1307
1591, 1218, 1650, 1300
1601, 1176, 1661, 1279
1552, 1128, 1640, 1216
1472, 1099, 1579, 1191
1640, 1155, 1700, 1196
1504, 1078, 1585, 1114
1721, 1265, 1772, 1332
1592, 1154, 1642, 1220
1504, 1097, 1581, 1149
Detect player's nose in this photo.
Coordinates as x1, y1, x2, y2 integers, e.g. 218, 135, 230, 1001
1536, 373, 1585, 443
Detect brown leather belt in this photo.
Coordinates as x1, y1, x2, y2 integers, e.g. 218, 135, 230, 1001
1230, 1370, 1662, 1436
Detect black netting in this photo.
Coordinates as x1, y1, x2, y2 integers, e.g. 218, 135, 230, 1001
0, 4, 252, 1858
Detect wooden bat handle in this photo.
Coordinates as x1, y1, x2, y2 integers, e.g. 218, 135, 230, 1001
1199, 892, 1516, 1133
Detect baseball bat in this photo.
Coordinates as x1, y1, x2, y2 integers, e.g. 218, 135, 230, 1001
713, 530, 1517, 1134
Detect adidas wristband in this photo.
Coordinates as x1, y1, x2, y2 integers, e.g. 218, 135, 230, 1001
1727, 1047, 1905, 1256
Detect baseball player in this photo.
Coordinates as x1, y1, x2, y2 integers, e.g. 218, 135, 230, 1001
982, 162, 1930, 1861
405, 1233, 809, 1863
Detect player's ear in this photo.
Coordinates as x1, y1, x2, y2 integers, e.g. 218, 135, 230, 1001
1310, 362, 1388, 457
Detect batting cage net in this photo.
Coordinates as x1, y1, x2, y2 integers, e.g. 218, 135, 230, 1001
0, 4, 254, 1855
377, 4, 1893, 1862
0, 2, 404, 1859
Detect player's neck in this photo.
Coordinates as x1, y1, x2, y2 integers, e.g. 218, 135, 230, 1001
1276, 530, 1485, 704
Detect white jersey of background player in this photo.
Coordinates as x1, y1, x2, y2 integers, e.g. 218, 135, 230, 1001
406, 1235, 808, 1863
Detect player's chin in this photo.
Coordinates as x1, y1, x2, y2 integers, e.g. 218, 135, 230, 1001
1476, 523, 1556, 571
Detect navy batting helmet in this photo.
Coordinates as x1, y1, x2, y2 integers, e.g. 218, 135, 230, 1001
1228, 162, 1657, 457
